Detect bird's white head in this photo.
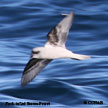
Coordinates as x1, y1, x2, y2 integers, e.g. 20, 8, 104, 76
32, 47, 44, 58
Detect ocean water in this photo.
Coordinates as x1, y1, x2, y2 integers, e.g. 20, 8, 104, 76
0, 0, 108, 108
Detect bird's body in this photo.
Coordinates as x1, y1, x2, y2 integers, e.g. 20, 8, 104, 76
21, 12, 91, 86
32, 46, 90, 60
32, 46, 72, 59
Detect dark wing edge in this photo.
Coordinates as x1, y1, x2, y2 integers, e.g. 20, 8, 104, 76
21, 58, 52, 87
46, 12, 74, 47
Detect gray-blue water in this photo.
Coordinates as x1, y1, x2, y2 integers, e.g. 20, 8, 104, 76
0, 0, 108, 108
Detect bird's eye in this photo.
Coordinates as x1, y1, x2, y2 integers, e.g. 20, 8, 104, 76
32, 51, 40, 54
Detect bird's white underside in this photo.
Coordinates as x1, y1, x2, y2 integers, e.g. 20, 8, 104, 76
32, 44, 90, 60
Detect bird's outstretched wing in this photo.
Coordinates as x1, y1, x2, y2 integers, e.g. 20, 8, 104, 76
45, 12, 74, 48
21, 58, 52, 86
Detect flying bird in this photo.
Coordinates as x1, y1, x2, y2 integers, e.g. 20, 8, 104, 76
21, 12, 90, 86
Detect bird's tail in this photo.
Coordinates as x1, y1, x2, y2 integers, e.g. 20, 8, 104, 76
71, 53, 91, 60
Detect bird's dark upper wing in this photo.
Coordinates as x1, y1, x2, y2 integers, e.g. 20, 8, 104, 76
46, 12, 74, 47
21, 58, 52, 86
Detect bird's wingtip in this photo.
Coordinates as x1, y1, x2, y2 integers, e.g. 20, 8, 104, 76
61, 11, 74, 16
21, 77, 27, 87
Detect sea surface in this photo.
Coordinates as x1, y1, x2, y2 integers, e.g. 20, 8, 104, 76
0, 0, 108, 108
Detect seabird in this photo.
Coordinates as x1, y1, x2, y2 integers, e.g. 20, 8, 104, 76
21, 12, 91, 86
